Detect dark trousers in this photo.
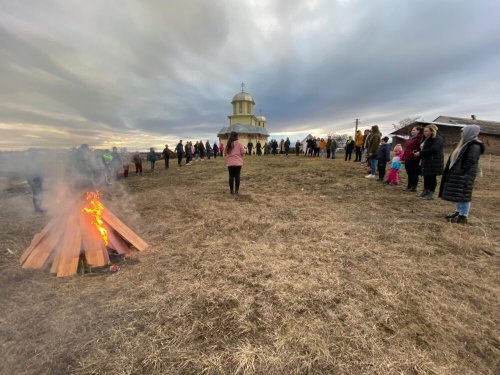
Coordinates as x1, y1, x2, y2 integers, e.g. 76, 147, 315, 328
355, 147, 362, 161
423, 175, 437, 192
135, 162, 142, 174
177, 153, 182, 165
378, 161, 387, 180
123, 166, 129, 178
405, 159, 420, 189
164, 155, 169, 168
345, 150, 352, 161
327, 149, 331, 158
228, 166, 241, 193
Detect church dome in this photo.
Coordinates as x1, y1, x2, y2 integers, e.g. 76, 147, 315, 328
256, 115, 266, 122
232, 91, 255, 104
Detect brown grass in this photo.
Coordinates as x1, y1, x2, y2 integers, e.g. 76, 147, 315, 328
1, 154, 499, 374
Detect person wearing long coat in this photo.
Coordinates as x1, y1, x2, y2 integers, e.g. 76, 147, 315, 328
414, 124, 444, 200
439, 125, 484, 224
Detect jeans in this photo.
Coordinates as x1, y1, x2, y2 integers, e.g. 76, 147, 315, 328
456, 202, 471, 216
369, 156, 378, 175
331, 150, 336, 159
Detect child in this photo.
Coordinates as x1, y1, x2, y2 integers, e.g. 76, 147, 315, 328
376, 136, 391, 181
386, 144, 403, 185
133, 151, 143, 176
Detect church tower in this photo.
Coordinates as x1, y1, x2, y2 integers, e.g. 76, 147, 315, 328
217, 84, 270, 152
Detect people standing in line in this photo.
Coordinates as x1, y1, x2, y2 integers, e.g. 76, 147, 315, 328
331, 137, 338, 159
264, 142, 271, 155
413, 124, 444, 200
147, 148, 157, 171
326, 136, 332, 159
194, 141, 200, 161
256, 141, 262, 156
133, 151, 143, 176
247, 140, 254, 155
295, 140, 301, 156
314, 138, 320, 157
224, 132, 245, 195
365, 125, 381, 178
162, 144, 170, 169
385, 144, 403, 185
354, 130, 364, 162
401, 126, 424, 192
439, 125, 484, 224
376, 136, 391, 181
344, 136, 355, 161
284, 137, 291, 156
120, 148, 131, 178
185, 142, 192, 165
176, 140, 183, 166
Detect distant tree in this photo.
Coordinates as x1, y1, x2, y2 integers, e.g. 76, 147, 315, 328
392, 116, 421, 130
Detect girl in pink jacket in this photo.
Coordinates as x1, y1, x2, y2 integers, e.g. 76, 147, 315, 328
224, 132, 245, 194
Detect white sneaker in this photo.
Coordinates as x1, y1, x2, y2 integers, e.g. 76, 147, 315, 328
365, 174, 374, 179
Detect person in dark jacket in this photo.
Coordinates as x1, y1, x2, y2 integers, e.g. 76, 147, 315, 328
401, 126, 424, 192
256, 141, 262, 156
247, 140, 254, 155
213, 142, 219, 159
439, 125, 484, 224
147, 148, 157, 171
376, 136, 391, 181
162, 144, 170, 169
295, 140, 301, 156
176, 140, 183, 166
284, 138, 291, 156
344, 136, 355, 161
414, 124, 444, 200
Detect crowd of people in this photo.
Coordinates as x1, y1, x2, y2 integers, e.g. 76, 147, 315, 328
22, 122, 485, 224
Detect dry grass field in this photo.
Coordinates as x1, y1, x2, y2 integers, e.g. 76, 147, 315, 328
1, 153, 499, 375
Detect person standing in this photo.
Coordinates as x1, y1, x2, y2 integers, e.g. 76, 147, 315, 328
401, 126, 424, 192
162, 144, 170, 169
376, 136, 391, 181
413, 124, 444, 200
219, 142, 224, 157
224, 132, 245, 194
284, 137, 291, 156
295, 140, 301, 156
147, 148, 157, 171
185, 142, 192, 165
213, 142, 219, 159
256, 141, 262, 156
344, 136, 355, 161
247, 140, 254, 155
365, 125, 381, 178
205, 140, 212, 160
331, 137, 338, 159
439, 125, 484, 223
354, 130, 364, 162
120, 148, 131, 177
133, 151, 143, 176
176, 140, 183, 166
326, 136, 332, 159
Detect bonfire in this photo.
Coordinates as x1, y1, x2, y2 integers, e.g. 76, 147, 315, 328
19, 191, 148, 277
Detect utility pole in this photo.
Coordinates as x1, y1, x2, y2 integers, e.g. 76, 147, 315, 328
354, 118, 359, 138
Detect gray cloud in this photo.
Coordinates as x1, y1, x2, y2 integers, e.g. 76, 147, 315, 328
1, 0, 499, 151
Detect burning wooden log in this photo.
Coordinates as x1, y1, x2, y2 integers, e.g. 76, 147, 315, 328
19, 191, 148, 277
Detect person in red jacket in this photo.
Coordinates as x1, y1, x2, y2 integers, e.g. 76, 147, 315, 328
401, 126, 424, 192
224, 132, 245, 194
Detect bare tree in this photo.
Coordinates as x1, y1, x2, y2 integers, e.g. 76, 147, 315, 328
392, 116, 421, 130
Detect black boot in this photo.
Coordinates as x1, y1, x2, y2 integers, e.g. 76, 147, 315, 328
421, 191, 434, 200
450, 215, 467, 224
445, 211, 459, 220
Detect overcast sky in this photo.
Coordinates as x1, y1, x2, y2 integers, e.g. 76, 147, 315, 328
1, 0, 499, 151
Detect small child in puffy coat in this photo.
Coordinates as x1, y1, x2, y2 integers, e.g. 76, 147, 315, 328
386, 144, 403, 185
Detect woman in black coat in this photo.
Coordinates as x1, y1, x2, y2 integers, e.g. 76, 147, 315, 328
413, 124, 444, 200
439, 125, 484, 224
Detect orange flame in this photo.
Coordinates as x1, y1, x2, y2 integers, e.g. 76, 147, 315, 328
82, 191, 108, 245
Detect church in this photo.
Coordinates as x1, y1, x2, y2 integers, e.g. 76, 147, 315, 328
217, 85, 270, 153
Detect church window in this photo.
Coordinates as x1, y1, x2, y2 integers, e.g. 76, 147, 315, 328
247, 103, 251, 114
239, 102, 242, 113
